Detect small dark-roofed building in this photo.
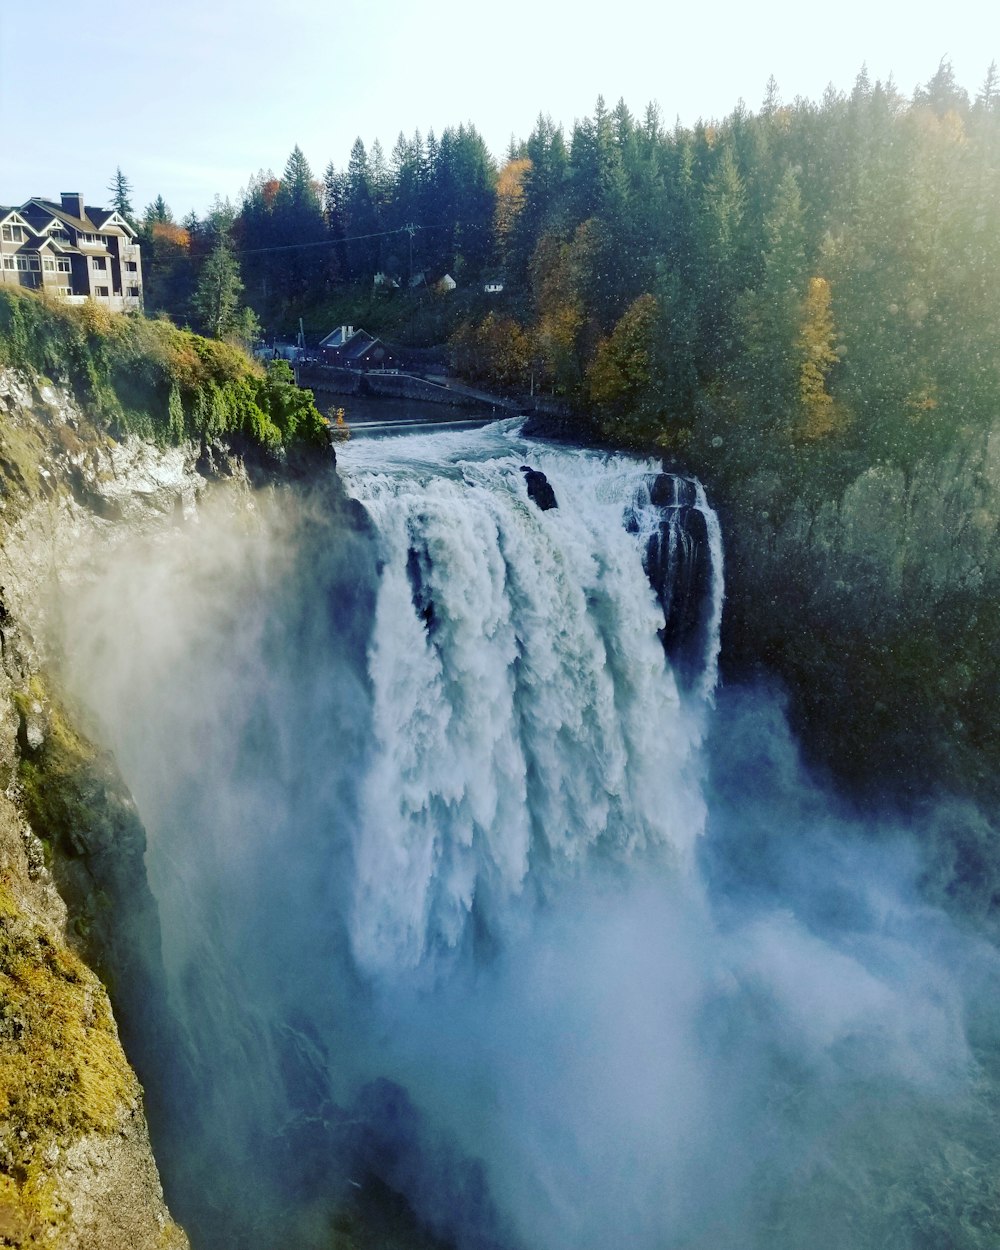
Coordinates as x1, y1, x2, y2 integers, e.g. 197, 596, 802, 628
319, 325, 397, 371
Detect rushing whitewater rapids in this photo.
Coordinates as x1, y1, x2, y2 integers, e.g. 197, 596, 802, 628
58, 421, 1000, 1250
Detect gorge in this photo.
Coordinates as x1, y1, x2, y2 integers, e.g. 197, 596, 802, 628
1, 373, 999, 1249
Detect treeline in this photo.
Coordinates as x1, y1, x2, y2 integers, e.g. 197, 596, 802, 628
137, 59, 1000, 488
135, 124, 498, 340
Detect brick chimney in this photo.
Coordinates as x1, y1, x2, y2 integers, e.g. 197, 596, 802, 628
60, 192, 85, 220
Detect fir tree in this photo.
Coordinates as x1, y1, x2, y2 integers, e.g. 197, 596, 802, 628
194, 238, 253, 341
107, 167, 135, 221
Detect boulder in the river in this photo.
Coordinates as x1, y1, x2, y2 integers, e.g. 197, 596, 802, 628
520, 465, 558, 511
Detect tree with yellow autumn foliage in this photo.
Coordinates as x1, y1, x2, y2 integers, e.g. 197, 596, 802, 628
797, 276, 841, 439
529, 233, 585, 392
586, 293, 658, 428
449, 313, 532, 389
495, 157, 531, 243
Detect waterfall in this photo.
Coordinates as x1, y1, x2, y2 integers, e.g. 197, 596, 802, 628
58, 420, 995, 1250
336, 421, 722, 978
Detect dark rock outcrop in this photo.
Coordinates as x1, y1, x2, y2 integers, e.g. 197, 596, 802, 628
520, 465, 558, 511
626, 472, 714, 688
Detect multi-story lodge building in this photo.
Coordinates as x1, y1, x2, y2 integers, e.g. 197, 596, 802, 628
0, 192, 142, 311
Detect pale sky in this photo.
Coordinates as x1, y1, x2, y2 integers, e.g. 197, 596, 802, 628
1, 0, 995, 219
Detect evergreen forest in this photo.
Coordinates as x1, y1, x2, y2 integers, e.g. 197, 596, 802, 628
135, 60, 1000, 476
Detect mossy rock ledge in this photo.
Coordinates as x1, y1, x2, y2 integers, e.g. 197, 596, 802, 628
0, 365, 273, 1248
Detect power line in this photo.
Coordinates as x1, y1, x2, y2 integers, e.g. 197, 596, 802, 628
234, 221, 451, 258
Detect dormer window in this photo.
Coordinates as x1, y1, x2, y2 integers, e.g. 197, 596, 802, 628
2, 224, 25, 242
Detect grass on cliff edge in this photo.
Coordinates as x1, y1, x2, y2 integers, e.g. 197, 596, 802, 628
0, 287, 328, 455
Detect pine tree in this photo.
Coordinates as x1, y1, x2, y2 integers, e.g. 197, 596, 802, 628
194, 238, 251, 340
321, 161, 343, 231
916, 57, 969, 117
761, 74, 781, 117
975, 60, 999, 112
344, 138, 378, 279
734, 164, 808, 423
107, 167, 135, 221
269, 145, 325, 306
143, 195, 173, 226
370, 139, 390, 219
278, 144, 319, 209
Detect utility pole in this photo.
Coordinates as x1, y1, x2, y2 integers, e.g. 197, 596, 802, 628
404, 223, 417, 283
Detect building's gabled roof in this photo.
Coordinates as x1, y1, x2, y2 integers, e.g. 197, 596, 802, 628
342, 335, 383, 364
320, 325, 372, 349
318, 326, 388, 363
87, 208, 137, 237
22, 199, 98, 234
16, 235, 59, 254
0, 208, 33, 227
34, 215, 72, 235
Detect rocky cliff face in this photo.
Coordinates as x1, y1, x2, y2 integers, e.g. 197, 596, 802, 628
0, 366, 270, 1248
719, 426, 1000, 805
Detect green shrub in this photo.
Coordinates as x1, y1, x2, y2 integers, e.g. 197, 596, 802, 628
0, 289, 327, 455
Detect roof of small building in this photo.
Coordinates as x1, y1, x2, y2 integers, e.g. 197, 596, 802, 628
320, 326, 375, 349
342, 336, 384, 363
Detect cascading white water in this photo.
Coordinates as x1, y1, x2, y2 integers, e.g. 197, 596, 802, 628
57, 419, 996, 1250
336, 421, 721, 978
